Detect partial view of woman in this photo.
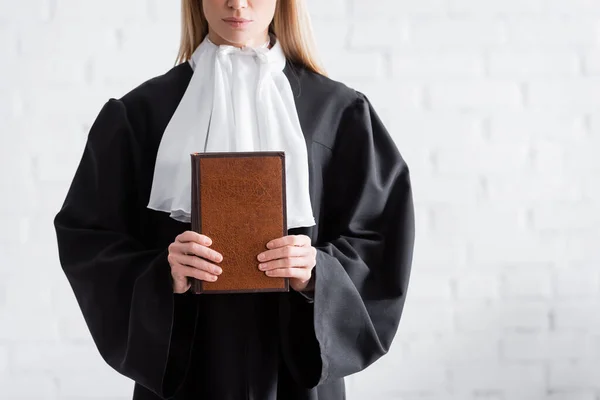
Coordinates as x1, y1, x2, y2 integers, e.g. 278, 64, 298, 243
53, 0, 415, 399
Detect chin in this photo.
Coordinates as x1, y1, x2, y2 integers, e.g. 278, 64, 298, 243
214, 24, 261, 47
221, 34, 252, 46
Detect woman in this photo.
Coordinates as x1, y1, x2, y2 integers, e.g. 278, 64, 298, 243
53, 0, 415, 399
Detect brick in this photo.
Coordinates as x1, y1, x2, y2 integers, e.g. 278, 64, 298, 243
58, 371, 134, 398
4, 275, 54, 316
468, 233, 563, 266
484, 174, 584, 204
545, 392, 597, 400
550, 362, 600, 389
554, 303, 600, 332
393, 51, 485, 78
562, 234, 600, 265
455, 301, 550, 332
561, 138, 600, 174
387, 112, 482, 176
489, 51, 580, 78
391, 112, 483, 148
527, 79, 600, 111
0, 90, 25, 121
58, 316, 95, 344
0, 129, 36, 215
0, 374, 58, 399
0, 23, 18, 59
350, 19, 410, 49
407, 272, 453, 299
411, 235, 468, 270
431, 204, 528, 237
148, 0, 184, 23
18, 22, 119, 59
322, 51, 386, 80
12, 344, 107, 373
502, 332, 592, 361
435, 142, 530, 175
0, 345, 7, 373
502, 270, 552, 299
0, 0, 51, 22
12, 54, 88, 89
452, 363, 545, 396
406, 334, 500, 364
544, 0, 600, 14
350, 81, 425, 114
490, 112, 587, 142
353, 0, 447, 17
448, 0, 544, 14
554, 268, 600, 298
399, 300, 454, 334
0, 215, 30, 248
581, 175, 600, 202
351, 358, 448, 396
429, 81, 523, 111
455, 273, 501, 300
532, 204, 600, 232
505, 18, 598, 46
53, 0, 148, 24
413, 176, 484, 205
306, 0, 348, 17
312, 19, 349, 50
0, 308, 60, 343
52, 277, 87, 319
584, 52, 600, 75
409, 18, 505, 47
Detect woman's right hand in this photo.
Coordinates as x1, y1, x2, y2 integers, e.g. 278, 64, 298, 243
168, 231, 223, 294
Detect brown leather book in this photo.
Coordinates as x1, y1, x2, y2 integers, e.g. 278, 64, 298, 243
190, 151, 289, 294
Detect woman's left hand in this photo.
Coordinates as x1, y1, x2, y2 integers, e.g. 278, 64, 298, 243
257, 234, 316, 292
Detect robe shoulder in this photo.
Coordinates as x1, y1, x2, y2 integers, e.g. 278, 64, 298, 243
284, 63, 396, 155
286, 63, 359, 106
106, 62, 194, 149
119, 62, 193, 109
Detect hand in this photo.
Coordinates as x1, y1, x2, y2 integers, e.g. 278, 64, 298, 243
168, 231, 223, 294
257, 234, 316, 292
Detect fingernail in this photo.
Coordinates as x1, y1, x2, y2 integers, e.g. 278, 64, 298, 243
258, 263, 265, 270
266, 242, 272, 249
211, 275, 218, 281
215, 267, 223, 275
258, 253, 265, 261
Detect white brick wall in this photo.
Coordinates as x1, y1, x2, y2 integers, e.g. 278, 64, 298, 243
1, 0, 599, 399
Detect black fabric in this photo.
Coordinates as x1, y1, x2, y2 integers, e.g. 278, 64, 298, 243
53, 60, 415, 400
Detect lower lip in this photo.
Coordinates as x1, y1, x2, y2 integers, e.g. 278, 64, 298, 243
224, 20, 251, 28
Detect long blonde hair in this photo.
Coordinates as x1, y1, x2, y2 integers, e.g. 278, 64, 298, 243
176, 0, 327, 76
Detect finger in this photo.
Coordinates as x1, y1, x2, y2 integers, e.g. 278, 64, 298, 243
173, 252, 223, 275
258, 245, 307, 262
183, 242, 222, 263
266, 234, 310, 249
174, 262, 219, 282
172, 275, 191, 294
264, 266, 312, 281
176, 231, 213, 246
258, 256, 307, 271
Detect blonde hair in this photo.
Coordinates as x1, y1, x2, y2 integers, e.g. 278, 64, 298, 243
176, 0, 327, 76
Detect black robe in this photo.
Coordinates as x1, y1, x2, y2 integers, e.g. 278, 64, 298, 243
53, 60, 415, 400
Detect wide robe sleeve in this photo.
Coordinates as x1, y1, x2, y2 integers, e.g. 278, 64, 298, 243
53, 99, 197, 399
280, 92, 415, 387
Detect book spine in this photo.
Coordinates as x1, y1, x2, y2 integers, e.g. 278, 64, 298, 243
190, 155, 203, 294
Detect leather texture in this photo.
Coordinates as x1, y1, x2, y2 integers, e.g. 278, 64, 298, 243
190, 151, 289, 294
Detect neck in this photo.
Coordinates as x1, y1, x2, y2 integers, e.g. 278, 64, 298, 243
207, 29, 270, 49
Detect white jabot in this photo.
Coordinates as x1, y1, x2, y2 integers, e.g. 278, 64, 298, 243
146, 35, 316, 230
